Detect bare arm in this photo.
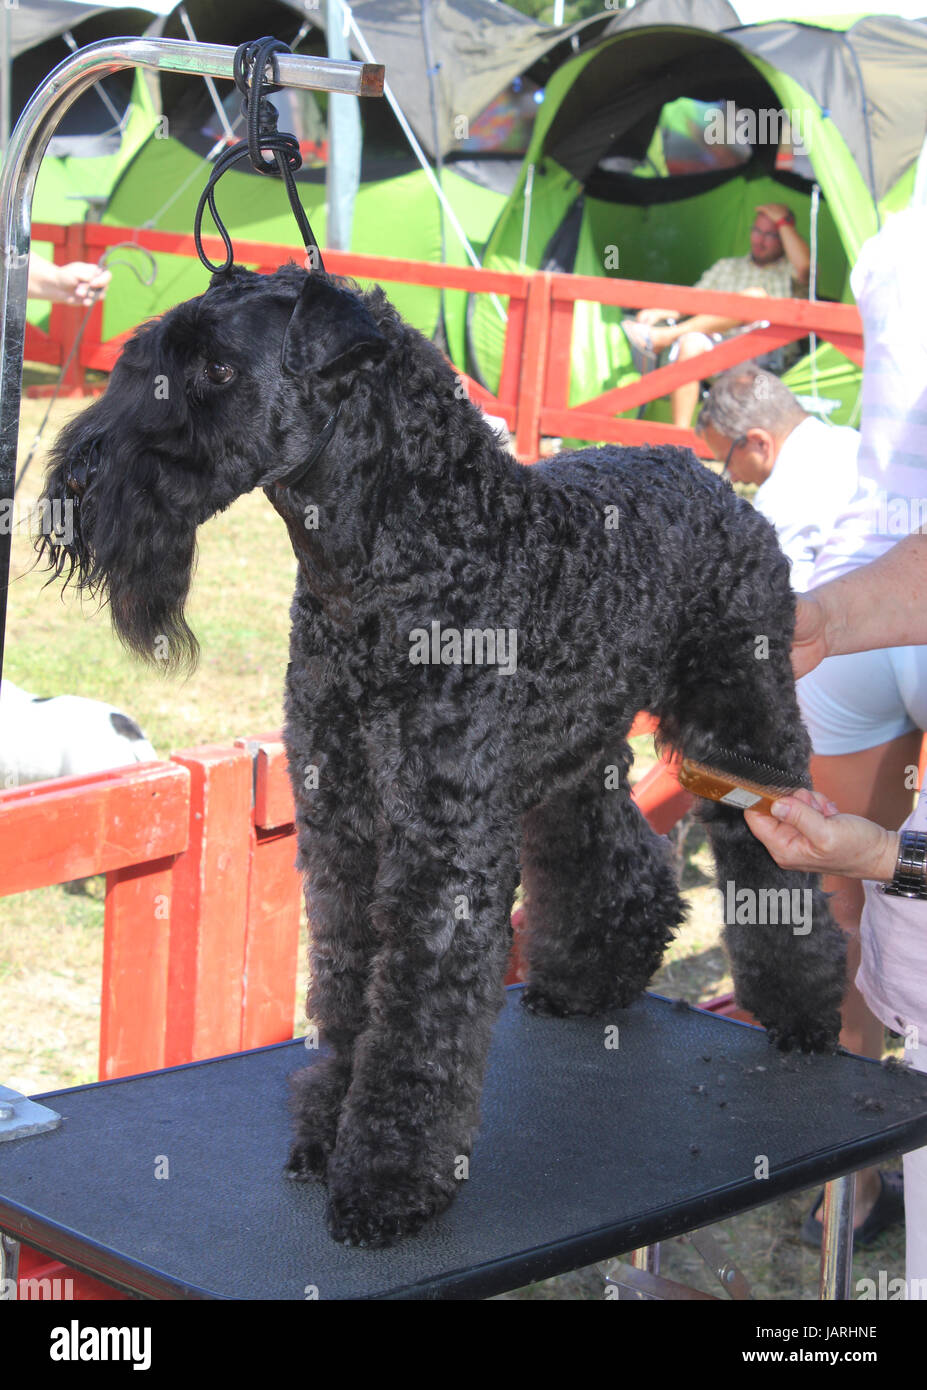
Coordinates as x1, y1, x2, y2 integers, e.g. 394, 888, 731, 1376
755, 203, 810, 284
27, 254, 110, 305
779, 221, 811, 285
793, 533, 927, 678
642, 288, 773, 348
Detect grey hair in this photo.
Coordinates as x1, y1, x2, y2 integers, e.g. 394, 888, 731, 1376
697, 364, 806, 439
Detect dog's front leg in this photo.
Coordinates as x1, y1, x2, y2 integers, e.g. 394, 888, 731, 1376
284, 691, 380, 1183
324, 800, 519, 1248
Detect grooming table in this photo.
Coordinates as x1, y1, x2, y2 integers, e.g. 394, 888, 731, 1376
2, 989, 927, 1300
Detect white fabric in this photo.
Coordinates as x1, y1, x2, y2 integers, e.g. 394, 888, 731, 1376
903, 1042, 927, 1295
856, 783, 927, 1289
797, 643, 927, 755
0, 680, 156, 787
858, 784, 927, 1296
861, 789, 927, 1295
858, 787, 927, 1044
811, 206, 927, 589
751, 416, 860, 592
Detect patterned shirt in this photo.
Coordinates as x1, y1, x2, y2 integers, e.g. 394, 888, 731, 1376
695, 254, 805, 300
693, 254, 806, 370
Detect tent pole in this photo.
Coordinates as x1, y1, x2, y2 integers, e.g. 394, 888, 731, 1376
420, 0, 446, 266
62, 32, 126, 132
326, 0, 361, 253
419, 0, 447, 342
346, 10, 506, 322
176, 8, 236, 145
0, 37, 382, 691
913, 128, 927, 209
808, 181, 820, 410
519, 163, 536, 269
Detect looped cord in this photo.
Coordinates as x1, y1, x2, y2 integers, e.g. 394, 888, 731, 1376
194, 36, 324, 274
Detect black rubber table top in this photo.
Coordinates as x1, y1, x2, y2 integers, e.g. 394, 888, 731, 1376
3, 989, 927, 1300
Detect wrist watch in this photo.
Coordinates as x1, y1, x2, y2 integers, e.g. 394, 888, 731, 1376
879, 830, 927, 898
774, 212, 795, 229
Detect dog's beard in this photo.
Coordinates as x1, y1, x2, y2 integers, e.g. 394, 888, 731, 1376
38, 451, 201, 673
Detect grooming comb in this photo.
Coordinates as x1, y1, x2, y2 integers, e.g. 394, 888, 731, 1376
677, 750, 810, 812
656, 739, 811, 812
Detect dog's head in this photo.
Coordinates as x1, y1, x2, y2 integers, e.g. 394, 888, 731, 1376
38, 265, 390, 668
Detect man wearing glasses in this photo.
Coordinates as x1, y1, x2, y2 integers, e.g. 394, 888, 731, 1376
623, 204, 811, 428
695, 364, 858, 594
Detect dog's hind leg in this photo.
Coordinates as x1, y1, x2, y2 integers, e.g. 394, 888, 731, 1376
657, 573, 846, 1052
519, 744, 686, 1016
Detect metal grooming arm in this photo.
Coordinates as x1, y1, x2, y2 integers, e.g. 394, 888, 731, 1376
0, 37, 384, 685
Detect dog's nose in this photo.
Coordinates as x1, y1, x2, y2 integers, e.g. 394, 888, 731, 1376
65, 447, 98, 497
66, 463, 87, 496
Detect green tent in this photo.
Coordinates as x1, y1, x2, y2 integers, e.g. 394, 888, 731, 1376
19, 0, 583, 349
93, 0, 585, 354
8, 3, 173, 331
468, 1, 927, 430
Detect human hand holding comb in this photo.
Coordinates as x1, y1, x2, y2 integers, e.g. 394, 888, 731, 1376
745, 788, 901, 881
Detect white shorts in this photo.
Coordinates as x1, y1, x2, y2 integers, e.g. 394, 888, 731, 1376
668, 327, 793, 376
797, 647, 927, 756
667, 331, 720, 360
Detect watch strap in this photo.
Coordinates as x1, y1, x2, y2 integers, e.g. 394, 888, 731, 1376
879, 830, 927, 899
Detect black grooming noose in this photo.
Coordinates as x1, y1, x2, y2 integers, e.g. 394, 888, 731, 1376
194, 37, 325, 274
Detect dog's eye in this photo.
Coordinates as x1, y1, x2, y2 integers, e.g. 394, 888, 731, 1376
204, 362, 235, 385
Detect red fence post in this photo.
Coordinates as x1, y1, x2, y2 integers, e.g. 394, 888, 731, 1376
164, 746, 253, 1067
236, 737, 303, 1051
515, 271, 553, 461
100, 856, 176, 1080
44, 223, 102, 396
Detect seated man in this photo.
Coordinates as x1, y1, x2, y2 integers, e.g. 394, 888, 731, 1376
696, 365, 858, 594
624, 204, 810, 428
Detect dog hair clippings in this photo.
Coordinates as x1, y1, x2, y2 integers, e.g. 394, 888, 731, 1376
194, 37, 325, 275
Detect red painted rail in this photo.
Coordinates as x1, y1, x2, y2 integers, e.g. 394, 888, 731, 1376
0, 714, 688, 1080
28, 222, 864, 461
0, 737, 301, 1080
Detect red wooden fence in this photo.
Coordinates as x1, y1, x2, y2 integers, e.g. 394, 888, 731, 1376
27, 221, 864, 461
0, 715, 687, 1081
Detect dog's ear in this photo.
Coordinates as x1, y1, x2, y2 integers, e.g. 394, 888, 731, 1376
282, 277, 387, 377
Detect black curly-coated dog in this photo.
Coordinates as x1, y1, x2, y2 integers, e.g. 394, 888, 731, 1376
39, 264, 846, 1247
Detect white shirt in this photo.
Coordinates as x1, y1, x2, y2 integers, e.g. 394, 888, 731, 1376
752, 416, 860, 592
810, 206, 927, 589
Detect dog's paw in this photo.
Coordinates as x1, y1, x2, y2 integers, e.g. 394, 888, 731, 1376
326, 1167, 458, 1248
766, 1016, 841, 1054
286, 1058, 351, 1181
284, 1136, 331, 1183
521, 985, 576, 1017
521, 982, 630, 1017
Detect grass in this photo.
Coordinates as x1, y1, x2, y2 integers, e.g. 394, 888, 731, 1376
0, 381, 908, 1298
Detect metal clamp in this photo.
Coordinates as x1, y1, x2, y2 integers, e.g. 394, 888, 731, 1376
0, 1084, 62, 1141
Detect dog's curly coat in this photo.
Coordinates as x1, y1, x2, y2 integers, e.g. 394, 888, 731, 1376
39, 265, 846, 1247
